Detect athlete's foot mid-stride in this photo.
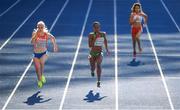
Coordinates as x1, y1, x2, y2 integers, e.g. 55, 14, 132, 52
88, 21, 109, 88
31, 21, 59, 88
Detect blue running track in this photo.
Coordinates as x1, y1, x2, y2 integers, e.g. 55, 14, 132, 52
0, 0, 180, 109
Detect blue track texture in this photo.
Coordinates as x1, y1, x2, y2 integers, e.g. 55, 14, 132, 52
0, 0, 180, 109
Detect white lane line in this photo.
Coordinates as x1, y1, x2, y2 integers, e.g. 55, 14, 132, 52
113, 0, 119, 109
160, 0, 180, 32
138, 0, 174, 109
1, 0, 69, 109
58, 0, 93, 110
145, 24, 175, 110
0, 0, 21, 17
0, 0, 45, 50
2, 59, 33, 110
7, 76, 180, 79
49, 0, 69, 32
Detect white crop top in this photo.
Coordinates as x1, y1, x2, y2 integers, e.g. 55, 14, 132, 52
133, 14, 143, 23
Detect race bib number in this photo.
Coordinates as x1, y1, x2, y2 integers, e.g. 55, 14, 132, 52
94, 37, 104, 46
35, 38, 47, 49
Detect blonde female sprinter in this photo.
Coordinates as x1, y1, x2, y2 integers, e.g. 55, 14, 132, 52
31, 21, 58, 88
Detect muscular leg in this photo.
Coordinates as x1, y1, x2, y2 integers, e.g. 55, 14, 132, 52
39, 54, 48, 84
132, 36, 136, 57
96, 55, 103, 82
96, 55, 102, 87
33, 58, 42, 81
136, 31, 142, 52
89, 55, 96, 76
40, 54, 48, 75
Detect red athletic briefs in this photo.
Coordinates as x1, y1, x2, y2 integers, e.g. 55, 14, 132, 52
131, 26, 142, 38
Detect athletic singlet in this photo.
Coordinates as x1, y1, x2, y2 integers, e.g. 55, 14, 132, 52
34, 33, 48, 50
92, 32, 105, 47
133, 13, 143, 23
89, 32, 105, 57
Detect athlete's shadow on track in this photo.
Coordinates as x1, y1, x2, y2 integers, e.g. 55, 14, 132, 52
83, 90, 107, 102
127, 58, 145, 67
24, 91, 51, 105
